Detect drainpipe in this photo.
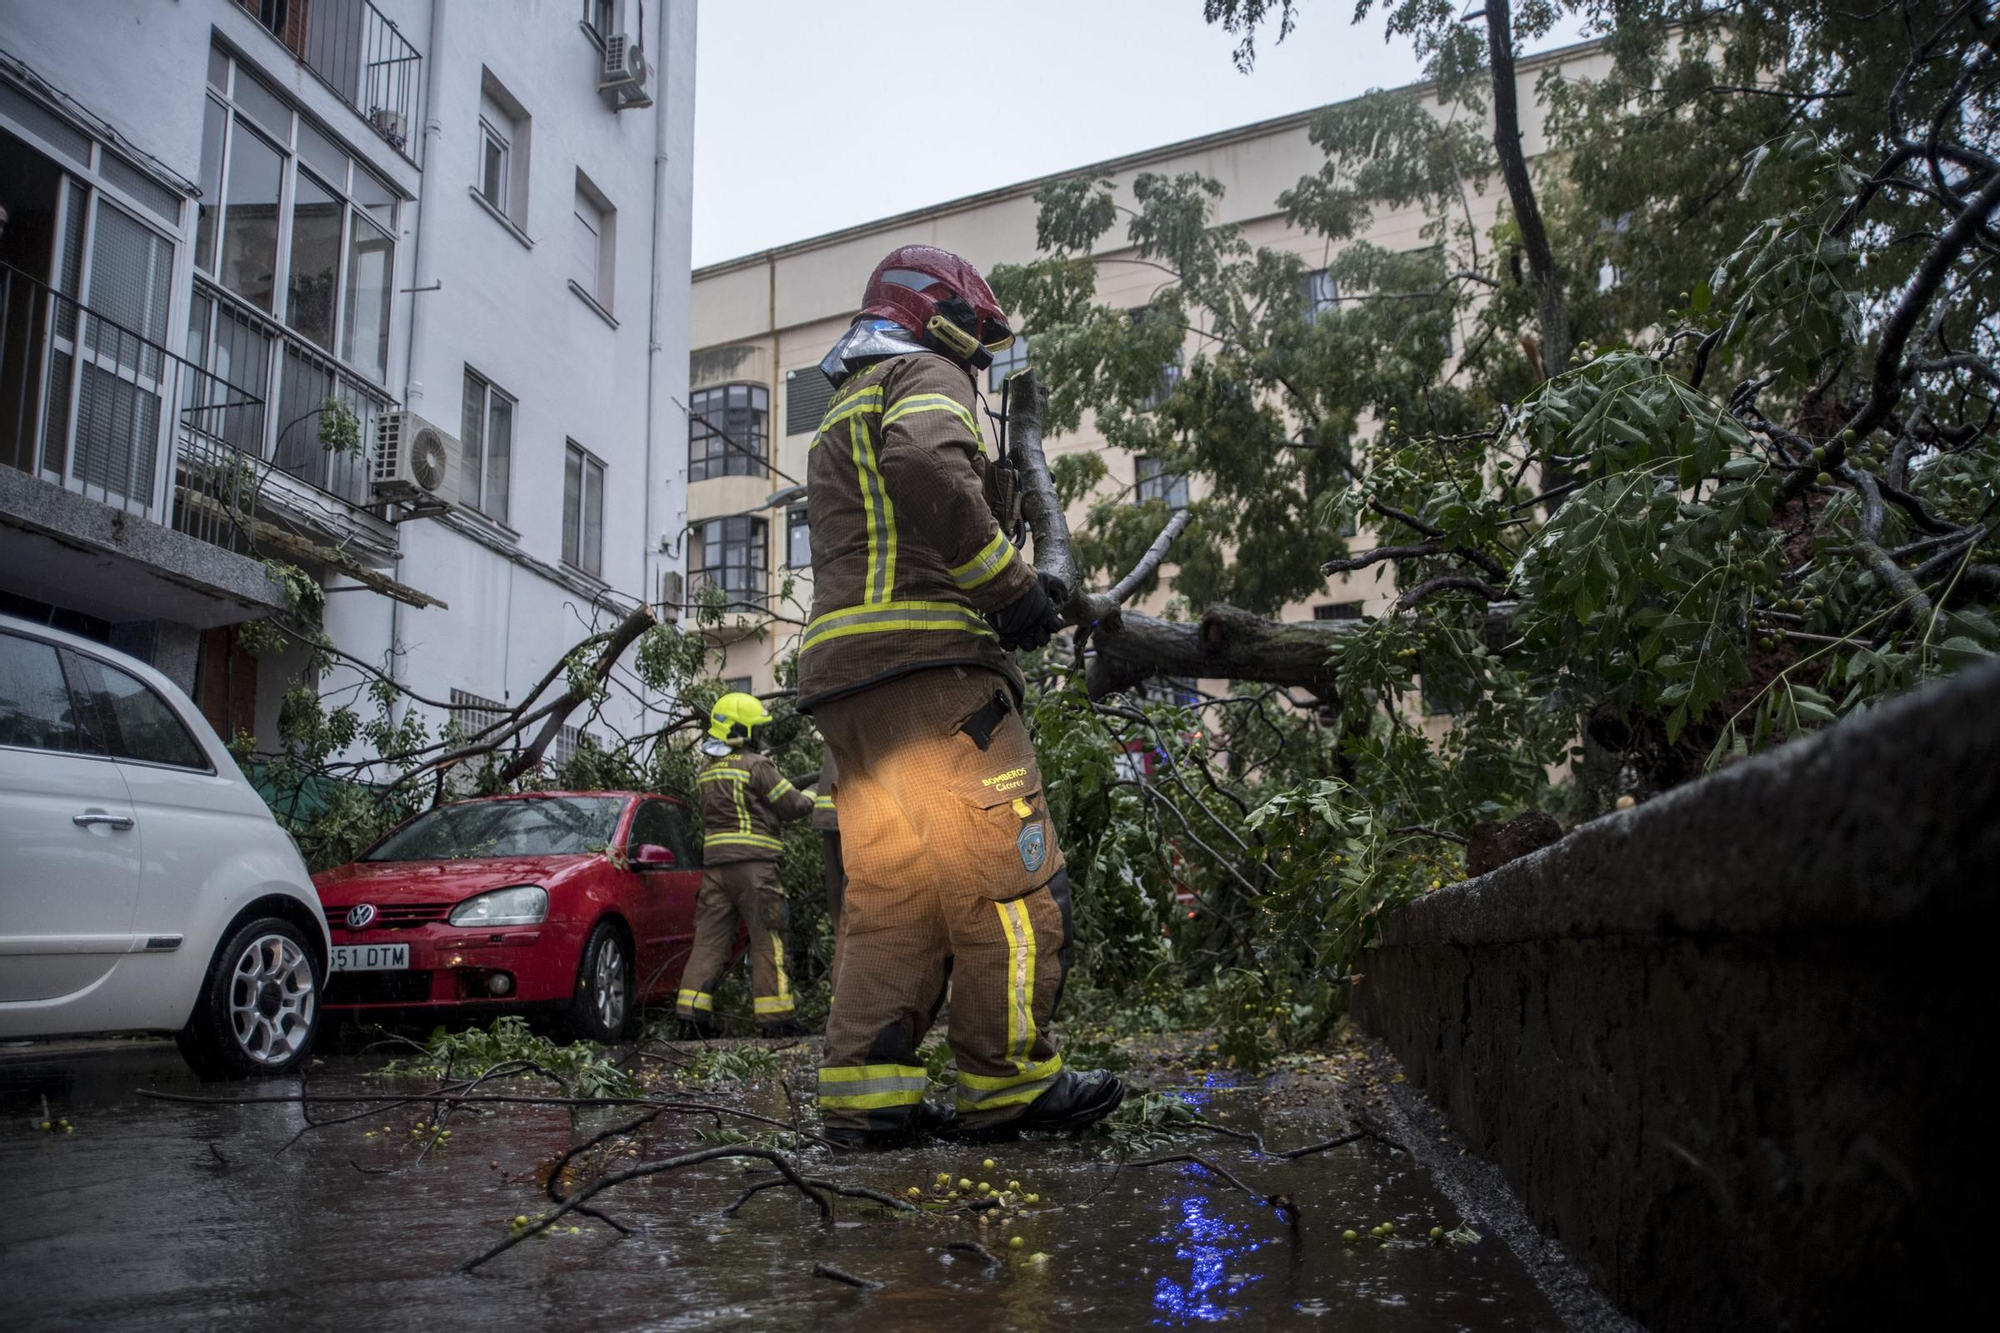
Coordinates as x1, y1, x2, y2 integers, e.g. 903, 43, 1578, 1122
386, 0, 448, 708
643, 0, 672, 654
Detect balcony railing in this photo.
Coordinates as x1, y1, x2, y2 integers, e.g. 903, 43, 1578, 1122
687, 565, 771, 613
238, 0, 422, 162
0, 260, 381, 566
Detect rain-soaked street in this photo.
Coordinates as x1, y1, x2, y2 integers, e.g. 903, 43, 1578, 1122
0, 1039, 1586, 1331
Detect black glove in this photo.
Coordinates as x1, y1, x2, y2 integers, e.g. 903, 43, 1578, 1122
991, 572, 1068, 651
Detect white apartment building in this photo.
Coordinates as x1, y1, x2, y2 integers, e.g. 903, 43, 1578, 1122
688, 39, 1608, 706
0, 0, 696, 759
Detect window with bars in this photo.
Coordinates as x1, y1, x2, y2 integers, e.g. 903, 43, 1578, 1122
689, 383, 768, 481
562, 441, 605, 576
1136, 456, 1189, 511
987, 334, 1030, 390
691, 514, 768, 606
785, 367, 834, 436
448, 688, 508, 743
461, 368, 515, 522
1313, 601, 1362, 621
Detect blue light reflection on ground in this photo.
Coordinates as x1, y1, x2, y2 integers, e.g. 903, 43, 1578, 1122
1150, 1172, 1264, 1324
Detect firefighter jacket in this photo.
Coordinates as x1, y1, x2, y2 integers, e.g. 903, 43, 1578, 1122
696, 749, 814, 865
795, 351, 1038, 710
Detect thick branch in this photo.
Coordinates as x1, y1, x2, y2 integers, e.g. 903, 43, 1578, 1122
495, 604, 657, 784
1484, 0, 1571, 378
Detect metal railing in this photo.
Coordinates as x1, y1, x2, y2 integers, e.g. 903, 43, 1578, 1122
241, 0, 422, 162
687, 564, 771, 611
0, 260, 267, 552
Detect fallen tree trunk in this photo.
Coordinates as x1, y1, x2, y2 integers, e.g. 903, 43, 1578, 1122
1085, 605, 1355, 699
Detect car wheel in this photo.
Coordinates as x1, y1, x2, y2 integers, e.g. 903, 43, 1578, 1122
567, 920, 633, 1043
177, 918, 321, 1080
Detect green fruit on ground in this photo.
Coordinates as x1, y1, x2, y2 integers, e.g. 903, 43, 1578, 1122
1430, 1227, 1445, 1239
1010, 1236, 1025, 1250
1343, 1229, 1359, 1242
1816, 471, 1833, 485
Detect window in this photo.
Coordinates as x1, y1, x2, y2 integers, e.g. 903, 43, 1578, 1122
786, 506, 811, 568
476, 72, 530, 229
461, 368, 515, 521
478, 119, 508, 210
197, 46, 398, 380
1302, 269, 1338, 325
1313, 602, 1362, 621
60, 649, 208, 769
1136, 456, 1189, 511
689, 384, 769, 481
785, 367, 835, 436
628, 798, 697, 867
563, 442, 606, 576
1140, 676, 1201, 708
988, 334, 1030, 390
571, 173, 615, 311
1129, 308, 1182, 407
0, 633, 86, 752
691, 515, 769, 605
722, 676, 753, 693
583, 0, 618, 43
552, 725, 603, 768
448, 689, 508, 743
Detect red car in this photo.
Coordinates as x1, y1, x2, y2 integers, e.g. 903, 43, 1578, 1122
312, 792, 703, 1039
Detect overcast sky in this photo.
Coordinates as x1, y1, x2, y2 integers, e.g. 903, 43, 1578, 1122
690, 2, 1585, 268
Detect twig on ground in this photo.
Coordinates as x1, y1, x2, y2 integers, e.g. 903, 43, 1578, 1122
1276, 1127, 1409, 1158
946, 1239, 1004, 1266
812, 1263, 883, 1291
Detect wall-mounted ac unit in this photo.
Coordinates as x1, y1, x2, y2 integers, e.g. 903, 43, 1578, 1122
372, 411, 458, 508
598, 33, 652, 110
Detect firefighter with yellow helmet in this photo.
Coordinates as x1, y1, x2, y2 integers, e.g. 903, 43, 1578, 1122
676, 691, 815, 1036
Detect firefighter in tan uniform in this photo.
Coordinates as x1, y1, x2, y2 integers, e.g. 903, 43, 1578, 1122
676, 692, 814, 1037
801, 245, 1125, 1146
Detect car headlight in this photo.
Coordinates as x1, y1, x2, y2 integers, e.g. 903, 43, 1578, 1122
448, 885, 549, 927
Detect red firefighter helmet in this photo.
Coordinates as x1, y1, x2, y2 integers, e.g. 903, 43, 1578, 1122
860, 244, 1015, 369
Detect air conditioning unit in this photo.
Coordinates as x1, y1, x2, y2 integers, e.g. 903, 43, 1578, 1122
372, 411, 458, 508
597, 33, 652, 110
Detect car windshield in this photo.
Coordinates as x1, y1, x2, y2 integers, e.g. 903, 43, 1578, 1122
361, 796, 627, 862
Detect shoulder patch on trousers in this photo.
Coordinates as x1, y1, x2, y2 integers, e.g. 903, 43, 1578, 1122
1017, 821, 1048, 874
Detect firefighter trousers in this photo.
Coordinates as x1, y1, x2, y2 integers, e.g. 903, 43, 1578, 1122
813, 666, 1072, 1134
675, 858, 794, 1028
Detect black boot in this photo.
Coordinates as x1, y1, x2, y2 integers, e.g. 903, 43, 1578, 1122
824, 1099, 957, 1150
759, 1019, 807, 1039
675, 1017, 717, 1041
955, 1070, 1126, 1142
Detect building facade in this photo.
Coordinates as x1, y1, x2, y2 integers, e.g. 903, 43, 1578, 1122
0, 0, 696, 759
687, 40, 1608, 704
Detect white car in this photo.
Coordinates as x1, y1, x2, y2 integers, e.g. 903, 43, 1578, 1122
0, 613, 329, 1077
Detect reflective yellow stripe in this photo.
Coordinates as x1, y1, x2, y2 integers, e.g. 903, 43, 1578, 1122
958, 1054, 1062, 1090
813, 385, 883, 441
852, 414, 896, 603
949, 530, 1016, 591
676, 989, 713, 1013
754, 994, 796, 1015
801, 600, 997, 652
772, 934, 789, 1005
882, 391, 981, 447
768, 778, 795, 801
994, 898, 1037, 1068
813, 794, 835, 809
818, 1062, 928, 1110
706, 832, 784, 850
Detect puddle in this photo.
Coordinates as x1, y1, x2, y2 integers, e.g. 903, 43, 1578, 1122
0, 1043, 1564, 1331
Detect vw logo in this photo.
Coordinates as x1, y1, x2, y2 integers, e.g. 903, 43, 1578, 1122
345, 903, 378, 930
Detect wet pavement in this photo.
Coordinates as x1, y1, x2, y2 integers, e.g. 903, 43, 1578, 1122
0, 1040, 1573, 1331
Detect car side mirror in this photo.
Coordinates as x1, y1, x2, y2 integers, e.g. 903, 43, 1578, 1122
634, 843, 676, 870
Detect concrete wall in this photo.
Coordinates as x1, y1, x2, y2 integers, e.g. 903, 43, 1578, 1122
1354, 662, 2000, 1331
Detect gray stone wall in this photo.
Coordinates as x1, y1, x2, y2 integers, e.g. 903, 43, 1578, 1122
1355, 660, 2000, 1331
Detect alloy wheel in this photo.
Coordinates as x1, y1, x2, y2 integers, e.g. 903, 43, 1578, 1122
226, 933, 316, 1066
593, 935, 628, 1033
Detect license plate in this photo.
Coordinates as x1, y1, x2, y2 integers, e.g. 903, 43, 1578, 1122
332, 944, 410, 972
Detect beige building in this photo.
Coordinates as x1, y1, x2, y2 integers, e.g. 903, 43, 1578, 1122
685, 40, 1608, 698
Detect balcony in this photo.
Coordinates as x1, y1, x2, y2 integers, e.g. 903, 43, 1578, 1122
235, 0, 423, 162
1, 260, 390, 574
